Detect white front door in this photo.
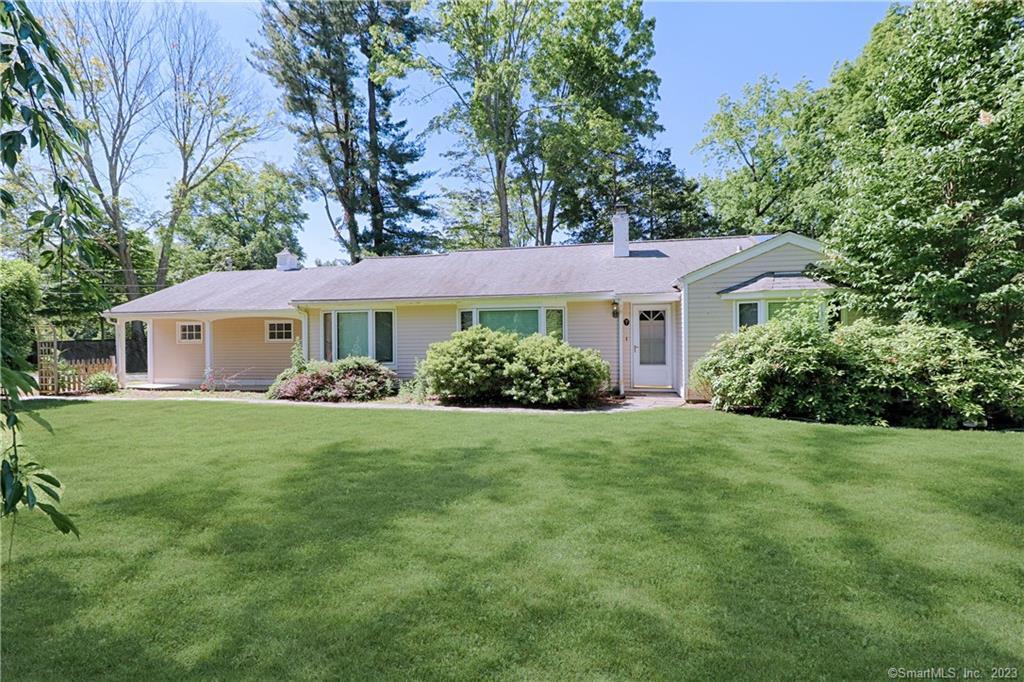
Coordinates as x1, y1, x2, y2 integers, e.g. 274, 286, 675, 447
631, 305, 674, 389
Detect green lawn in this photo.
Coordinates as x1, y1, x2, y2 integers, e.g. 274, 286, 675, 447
3, 401, 1022, 680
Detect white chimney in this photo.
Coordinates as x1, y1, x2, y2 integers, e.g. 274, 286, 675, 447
612, 204, 630, 258
276, 248, 300, 271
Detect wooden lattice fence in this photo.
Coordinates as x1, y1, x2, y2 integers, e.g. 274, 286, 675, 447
37, 357, 116, 395
36, 326, 115, 395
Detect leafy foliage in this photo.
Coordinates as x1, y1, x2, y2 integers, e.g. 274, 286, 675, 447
256, 0, 434, 262
696, 76, 825, 235
566, 147, 718, 242
815, 1, 1024, 349
1, 0, 87, 548
504, 334, 609, 407
418, 326, 611, 407
170, 163, 306, 281
418, 326, 520, 403
84, 371, 118, 394
692, 306, 1024, 429
0, 259, 41, 367
381, 0, 661, 246
267, 357, 398, 402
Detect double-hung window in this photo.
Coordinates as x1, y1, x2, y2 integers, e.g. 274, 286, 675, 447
177, 322, 202, 344
322, 310, 395, 363
458, 306, 565, 340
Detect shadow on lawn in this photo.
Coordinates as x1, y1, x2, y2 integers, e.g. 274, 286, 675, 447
4, 409, 1022, 679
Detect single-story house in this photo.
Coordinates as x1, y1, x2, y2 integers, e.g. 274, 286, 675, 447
104, 210, 831, 399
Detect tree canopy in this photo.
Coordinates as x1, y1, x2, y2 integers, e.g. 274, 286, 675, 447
815, 1, 1024, 349
170, 163, 307, 281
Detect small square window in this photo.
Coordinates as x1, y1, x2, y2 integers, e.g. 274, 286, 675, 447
737, 303, 759, 328
459, 310, 474, 331
177, 323, 202, 343
266, 321, 294, 342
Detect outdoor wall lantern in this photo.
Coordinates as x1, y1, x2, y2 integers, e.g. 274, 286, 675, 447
612, 300, 620, 318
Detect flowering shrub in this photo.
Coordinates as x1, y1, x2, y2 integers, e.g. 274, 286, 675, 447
691, 306, 1023, 428
267, 357, 398, 402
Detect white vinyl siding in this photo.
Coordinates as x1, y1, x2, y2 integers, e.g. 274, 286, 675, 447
565, 301, 618, 391
395, 304, 458, 378
685, 242, 822, 397
153, 319, 204, 382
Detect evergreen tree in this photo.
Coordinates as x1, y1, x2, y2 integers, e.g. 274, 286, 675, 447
256, 0, 433, 262
565, 148, 718, 243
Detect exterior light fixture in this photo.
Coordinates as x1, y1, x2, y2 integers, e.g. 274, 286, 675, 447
612, 300, 619, 318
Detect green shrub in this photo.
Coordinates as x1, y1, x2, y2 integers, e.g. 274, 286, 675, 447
289, 336, 306, 371
835, 320, 1024, 428
692, 307, 1024, 428
267, 357, 397, 402
418, 327, 611, 408
85, 371, 119, 394
397, 362, 432, 404
418, 325, 519, 403
0, 259, 41, 367
504, 334, 609, 407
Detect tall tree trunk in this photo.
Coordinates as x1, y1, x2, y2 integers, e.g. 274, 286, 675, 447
154, 185, 188, 290
495, 155, 511, 247
532, 192, 543, 246
544, 185, 559, 245
342, 109, 361, 263
366, 74, 386, 255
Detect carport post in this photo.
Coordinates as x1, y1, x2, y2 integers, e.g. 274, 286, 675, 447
114, 318, 127, 387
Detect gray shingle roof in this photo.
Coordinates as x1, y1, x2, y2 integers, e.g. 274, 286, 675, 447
106, 267, 342, 315
296, 236, 772, 302
108, 235, 774, 315
717, 271, 832, 295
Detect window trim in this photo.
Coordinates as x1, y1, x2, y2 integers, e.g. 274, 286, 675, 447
732, 298, 827, 331
264, 319, 295, 343
322, 308, 396, 365
176, 321, 203, 344
457, 305, 566, 339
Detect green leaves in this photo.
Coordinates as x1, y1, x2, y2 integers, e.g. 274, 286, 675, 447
696, 76, 824, 236
1, 0, 86, 551
816, 3, 1024, 349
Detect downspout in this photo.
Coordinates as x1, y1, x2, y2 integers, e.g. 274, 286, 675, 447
614, 297, 624, 396
300, 308, 310, 360
680, 282, 689, 400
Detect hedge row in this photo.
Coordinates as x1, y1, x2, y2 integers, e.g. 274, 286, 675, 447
691, 306, 1024, 429
417, 326, 610, 408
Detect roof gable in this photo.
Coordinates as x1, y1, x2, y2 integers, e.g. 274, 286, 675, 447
677, 233, 823, 286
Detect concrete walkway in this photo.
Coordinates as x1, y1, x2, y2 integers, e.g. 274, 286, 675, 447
31, 391, 699, 415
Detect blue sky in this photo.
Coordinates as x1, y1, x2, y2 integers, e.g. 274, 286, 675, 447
141, 1, 890, 264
